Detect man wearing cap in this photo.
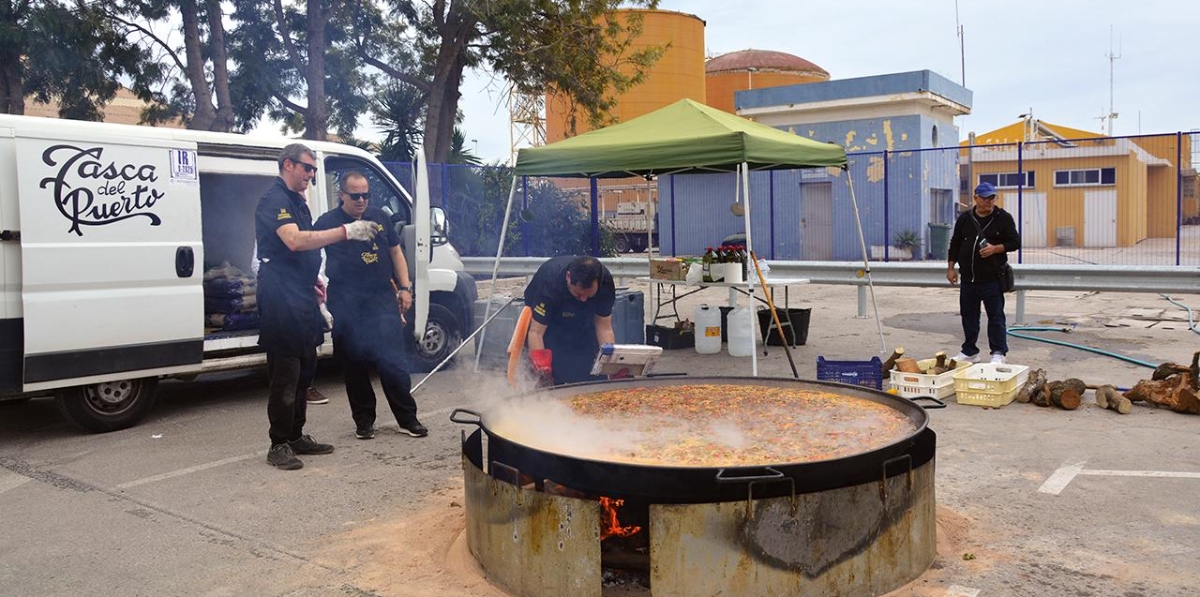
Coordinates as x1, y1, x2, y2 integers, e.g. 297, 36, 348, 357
947, 182, 1021, 365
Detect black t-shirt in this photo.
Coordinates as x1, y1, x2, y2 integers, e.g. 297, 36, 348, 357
313, 205, 400, 298
254, 177, 321, 292
523, 256, 616, 334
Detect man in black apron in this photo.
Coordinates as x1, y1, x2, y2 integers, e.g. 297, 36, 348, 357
255, 144, 375, 470
314, 171, 426, 441
523, 256, 617, 385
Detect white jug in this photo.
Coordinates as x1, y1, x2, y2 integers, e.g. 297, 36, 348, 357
694, 304, 722, 354
727, 305, 755, 357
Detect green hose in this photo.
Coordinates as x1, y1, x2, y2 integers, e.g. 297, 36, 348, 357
1006, 326, 1158, 369
1160, 294, 1200, 335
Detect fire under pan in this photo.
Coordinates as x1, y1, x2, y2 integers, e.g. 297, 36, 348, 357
462, 428, 936, 597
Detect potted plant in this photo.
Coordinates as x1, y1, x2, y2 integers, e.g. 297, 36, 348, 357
893, 229, 922, 261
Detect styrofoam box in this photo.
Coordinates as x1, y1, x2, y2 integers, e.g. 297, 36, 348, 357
889, 358, 973, 399
953, 363, 1030, 408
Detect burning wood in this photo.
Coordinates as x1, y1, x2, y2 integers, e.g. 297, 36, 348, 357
599, 497, 641, 540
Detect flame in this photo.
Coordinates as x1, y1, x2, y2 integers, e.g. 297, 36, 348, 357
599, 496, 642, 540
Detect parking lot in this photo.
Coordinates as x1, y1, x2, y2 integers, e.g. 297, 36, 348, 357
1, 282, 1198, 597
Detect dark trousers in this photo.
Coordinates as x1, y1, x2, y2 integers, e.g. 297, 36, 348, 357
266, 350, 317, 445
959, 280, 1008, 357
546, 331, 604, 385
343, 347, 417, 430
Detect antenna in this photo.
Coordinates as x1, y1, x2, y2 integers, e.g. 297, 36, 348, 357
1105, 26, 1121, 136
955, 0, 966, 86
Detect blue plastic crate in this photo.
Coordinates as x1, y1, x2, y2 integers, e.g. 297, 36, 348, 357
816, 356, 884, 390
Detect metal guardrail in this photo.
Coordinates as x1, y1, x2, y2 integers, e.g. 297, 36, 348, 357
462, 257, 1200, 294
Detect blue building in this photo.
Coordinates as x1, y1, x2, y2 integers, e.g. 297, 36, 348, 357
658, 70, 972, 261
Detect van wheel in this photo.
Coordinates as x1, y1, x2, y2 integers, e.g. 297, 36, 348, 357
408, 303, 462, 373
55, 378, 159, 433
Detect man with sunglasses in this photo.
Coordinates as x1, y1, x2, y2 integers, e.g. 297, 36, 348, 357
255, 144, 376, 470
314, 171, 427, 441
947, 182, 1022, 365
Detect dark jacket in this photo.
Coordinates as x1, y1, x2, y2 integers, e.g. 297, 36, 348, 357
948, 207, 1020, 284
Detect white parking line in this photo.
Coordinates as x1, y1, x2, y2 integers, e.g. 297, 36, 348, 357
946, 586, 982, 597
1039, 460, 1200, 495
0, 470, 31, 495
116, 452, 264, 489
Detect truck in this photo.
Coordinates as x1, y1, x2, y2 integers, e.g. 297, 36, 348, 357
0, 115, 477, 432
604, 200, 657, 253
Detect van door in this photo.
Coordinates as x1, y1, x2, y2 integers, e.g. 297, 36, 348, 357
16, 134, 204, 388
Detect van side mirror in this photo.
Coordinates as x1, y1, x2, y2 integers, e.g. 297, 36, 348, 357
431, 206, 449, 246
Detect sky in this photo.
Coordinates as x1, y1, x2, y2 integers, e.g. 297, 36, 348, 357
453, 0, 1200, 165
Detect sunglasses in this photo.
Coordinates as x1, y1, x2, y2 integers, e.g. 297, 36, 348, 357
977, 195, 997, 201
343, 192, 370, 202
291, 160, 318, 174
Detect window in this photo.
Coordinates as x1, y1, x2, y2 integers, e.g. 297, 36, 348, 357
1054, 168, 1116, 187
979, 171, 1034, 189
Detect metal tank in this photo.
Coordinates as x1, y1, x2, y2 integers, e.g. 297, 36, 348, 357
705, 49, 831, 115
544, 9, 707, 143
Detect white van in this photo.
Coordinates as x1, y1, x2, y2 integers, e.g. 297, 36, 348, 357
0, 115, 477, 432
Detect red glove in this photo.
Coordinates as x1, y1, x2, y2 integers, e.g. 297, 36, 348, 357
529, 349, 554, 386
609, 367, 632, 380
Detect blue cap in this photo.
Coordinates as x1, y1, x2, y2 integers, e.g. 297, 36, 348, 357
974, 182, 997, 198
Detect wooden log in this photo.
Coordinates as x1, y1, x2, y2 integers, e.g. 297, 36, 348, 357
1017, 368, 1047, 404
1124, 373, 1200, 414
895, 357, 922, 374
1191, 351, 1200, 390
1152, 363, 1189, 381
881, 347, 906, 375
1047, 378, 1085, 410
1094, 384, 1132, 414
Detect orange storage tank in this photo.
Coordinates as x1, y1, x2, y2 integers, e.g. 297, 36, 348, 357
545, 9, 706, 143
705, 49, 830, 115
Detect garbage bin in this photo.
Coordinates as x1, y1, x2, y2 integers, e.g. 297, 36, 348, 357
757, 308, 812, 346
927, 222, 951, 260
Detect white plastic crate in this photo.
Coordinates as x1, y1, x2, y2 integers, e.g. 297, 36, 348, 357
889, 358, 973, 399
953, 363, 1030, 408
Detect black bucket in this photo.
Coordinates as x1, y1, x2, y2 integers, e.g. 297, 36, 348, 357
757, 307, 811, 346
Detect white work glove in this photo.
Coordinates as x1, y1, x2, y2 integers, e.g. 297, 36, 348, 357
342, 220, 375, 242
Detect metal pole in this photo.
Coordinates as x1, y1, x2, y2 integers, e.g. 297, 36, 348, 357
416, 296, 518, 393
883, 149, 890, 262
476, 176, 520, 372
845, 168, 888, 353
590, 178, 600, 257
1177, 131, 1183, 266
740, 163, 758, 377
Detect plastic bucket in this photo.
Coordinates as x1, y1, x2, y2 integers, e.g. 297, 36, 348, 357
694, 304, 722, 354
727, 305, 754, 357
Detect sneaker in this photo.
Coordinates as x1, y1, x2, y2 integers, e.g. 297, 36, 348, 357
288, 434, 335, 455
267, 443, 303, 470
305, 387, 330, 405
399, 420, 429, 438
990, 353, 1007, 365
951, 352, 978, 363
355, 426, 375, 440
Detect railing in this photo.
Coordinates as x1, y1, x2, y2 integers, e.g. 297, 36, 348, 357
462, 257, 1200, 325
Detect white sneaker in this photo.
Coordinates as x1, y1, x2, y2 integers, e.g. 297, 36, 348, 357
952, 352, 978, 363
990, 353, 1007, 364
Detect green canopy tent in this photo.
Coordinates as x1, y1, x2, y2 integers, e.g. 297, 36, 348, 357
486, 99, 885, 375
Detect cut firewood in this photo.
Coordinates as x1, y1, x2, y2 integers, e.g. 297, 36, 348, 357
881, 347, 906, 374
1046, 378, 1085, 410
1125, 372, 1200, 414
895, 357, 922, 374
1017, 368, 1047, 404
1152, 363, 1190, 381
1094, 384, 1132, 414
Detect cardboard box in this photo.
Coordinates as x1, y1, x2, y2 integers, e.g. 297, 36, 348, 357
650, 259, 688, 281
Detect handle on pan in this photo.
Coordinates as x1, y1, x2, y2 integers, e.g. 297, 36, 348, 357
449, 408, 483, 426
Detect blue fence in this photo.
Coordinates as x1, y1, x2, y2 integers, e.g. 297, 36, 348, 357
385, 130, 1199, 266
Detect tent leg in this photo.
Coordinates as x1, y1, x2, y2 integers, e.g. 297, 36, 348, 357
740, 162, 757, 377
845, 168, 887, 353
475, 176, 521, 372
856, 285, 869, 319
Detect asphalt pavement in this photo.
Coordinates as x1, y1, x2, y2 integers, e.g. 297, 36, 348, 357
1, 283, 1197, 597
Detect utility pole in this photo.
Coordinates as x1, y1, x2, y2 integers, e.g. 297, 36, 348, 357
955, 0, 966, 86
1106, 26, 1121, 136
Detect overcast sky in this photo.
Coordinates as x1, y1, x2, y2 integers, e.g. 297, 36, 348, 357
455, 0, 1199, 164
